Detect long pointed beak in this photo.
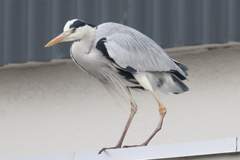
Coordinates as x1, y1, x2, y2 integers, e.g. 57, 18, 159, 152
45, 32, 69, 47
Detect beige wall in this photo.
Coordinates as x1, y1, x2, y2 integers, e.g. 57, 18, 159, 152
0, 45, 240, 159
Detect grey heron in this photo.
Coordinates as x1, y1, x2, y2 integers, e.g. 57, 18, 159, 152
45, 19, 189, 154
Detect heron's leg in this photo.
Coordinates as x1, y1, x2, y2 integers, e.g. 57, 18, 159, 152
98, 96, 137, 154
123, 91, 167, 148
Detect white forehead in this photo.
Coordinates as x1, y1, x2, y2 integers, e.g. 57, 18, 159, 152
63, 19, 78, 31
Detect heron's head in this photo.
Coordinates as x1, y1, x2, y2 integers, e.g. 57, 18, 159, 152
45, 19, 94, 47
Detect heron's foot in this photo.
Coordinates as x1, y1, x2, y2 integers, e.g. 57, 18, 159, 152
122, 143, 147, 148
98, 146, 121, 154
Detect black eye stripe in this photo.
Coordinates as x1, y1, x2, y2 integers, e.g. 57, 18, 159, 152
69, 20, 86, 29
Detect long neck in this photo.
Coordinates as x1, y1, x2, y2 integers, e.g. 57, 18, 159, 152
72, 26, 96, 55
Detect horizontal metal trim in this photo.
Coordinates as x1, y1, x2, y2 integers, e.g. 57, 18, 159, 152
2, 137, 239, 160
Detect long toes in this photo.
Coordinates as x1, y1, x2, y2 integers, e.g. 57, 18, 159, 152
98, 148, 111, 154
98, 146, 119, 154
122, 144, 142, 148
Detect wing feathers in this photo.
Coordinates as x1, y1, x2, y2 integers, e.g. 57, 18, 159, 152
96, 23, 186, 78
94, 22, 189, 94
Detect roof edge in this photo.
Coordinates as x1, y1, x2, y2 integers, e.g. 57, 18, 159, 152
2, 137, 239, 160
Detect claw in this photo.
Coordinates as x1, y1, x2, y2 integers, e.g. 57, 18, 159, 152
98, 146, 120, 154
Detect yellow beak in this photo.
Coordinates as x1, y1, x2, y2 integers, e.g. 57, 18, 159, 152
45, 32, 69, 47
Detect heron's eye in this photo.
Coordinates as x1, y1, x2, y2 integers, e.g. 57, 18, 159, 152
72, 28, 76, 33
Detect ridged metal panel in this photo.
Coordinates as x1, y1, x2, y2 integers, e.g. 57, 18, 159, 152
1, 0, 240, 66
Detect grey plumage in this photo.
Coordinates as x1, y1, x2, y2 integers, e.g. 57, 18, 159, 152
96, 23, 186, 75
45, 19, 189, 154
69, 21, 188, 102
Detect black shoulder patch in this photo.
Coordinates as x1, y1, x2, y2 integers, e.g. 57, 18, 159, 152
96, 38, 115, 63
70, 20, 86, 29
96, 38, 138, 74
96, 37, 139, 86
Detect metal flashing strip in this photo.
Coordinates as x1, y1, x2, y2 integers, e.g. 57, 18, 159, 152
1, 138, 239, 160
237, 137, 240, 152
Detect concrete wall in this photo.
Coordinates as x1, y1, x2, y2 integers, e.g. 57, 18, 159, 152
0, 44, 240, 159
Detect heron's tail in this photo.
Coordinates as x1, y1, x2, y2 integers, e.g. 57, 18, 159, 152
157, 72, 189, 94
172, 59, 189, 76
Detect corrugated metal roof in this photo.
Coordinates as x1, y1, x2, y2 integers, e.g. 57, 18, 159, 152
1, 0, 240, 66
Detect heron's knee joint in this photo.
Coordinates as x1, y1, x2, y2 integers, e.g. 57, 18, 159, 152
159, 106, 167, 116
